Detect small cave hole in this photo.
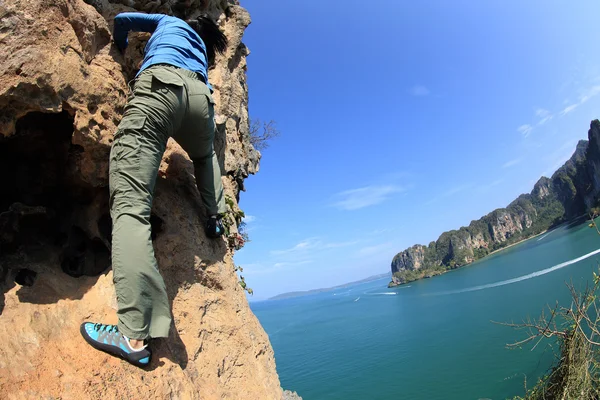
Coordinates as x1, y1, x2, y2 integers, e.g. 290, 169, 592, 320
14, 269, 37, 287
0, 111, 110, 281
150, 213, 164, 240
87, 102, 98, 114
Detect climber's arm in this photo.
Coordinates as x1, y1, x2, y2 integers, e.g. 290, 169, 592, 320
113, 13, 165, 52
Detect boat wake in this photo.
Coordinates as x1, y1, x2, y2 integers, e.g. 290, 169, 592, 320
333, 290, 353, 296
536, 232, 550, 241
363, 286, 412, 297
435, 248, 600, 296
354, 297, 360, 302
367, 292, 398, 296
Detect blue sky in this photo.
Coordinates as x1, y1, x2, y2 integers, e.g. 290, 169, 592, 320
234, 0, 600, 300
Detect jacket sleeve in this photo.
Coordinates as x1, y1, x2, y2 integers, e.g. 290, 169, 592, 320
113, 13, 164, 51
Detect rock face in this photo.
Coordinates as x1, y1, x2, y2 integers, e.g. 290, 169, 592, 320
391, 121, 600, 285
0, 0, 282, 399
390, 245, 427, 272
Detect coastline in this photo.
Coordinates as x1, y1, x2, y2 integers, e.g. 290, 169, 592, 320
487, 229, 548, 256
388, 227, 560, 288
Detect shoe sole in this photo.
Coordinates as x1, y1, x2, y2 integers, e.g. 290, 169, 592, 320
79, 323, 151, 369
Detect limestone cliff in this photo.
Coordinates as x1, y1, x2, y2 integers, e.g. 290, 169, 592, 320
0, 0, 283, 399
391, 121, 600, 286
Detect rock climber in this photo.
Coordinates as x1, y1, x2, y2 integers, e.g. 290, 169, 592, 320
80, 12, 228, 368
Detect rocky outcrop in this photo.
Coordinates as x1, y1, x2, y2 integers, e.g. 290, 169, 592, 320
391, 120, 600, 286
488, 208, 532, 243
0, 0, 282, 399
533, 177, 552, 199
391, 245, 427, 271
283, 390, 304, 400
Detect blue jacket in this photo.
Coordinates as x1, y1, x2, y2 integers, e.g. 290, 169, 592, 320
113, 13, 210, 85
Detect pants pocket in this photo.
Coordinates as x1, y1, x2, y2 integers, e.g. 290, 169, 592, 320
109, 116, 146, 203
151, 68, 185, 94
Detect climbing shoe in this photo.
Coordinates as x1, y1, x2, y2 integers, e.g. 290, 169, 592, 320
80, 322, 151, 368
205, 214, 224, 238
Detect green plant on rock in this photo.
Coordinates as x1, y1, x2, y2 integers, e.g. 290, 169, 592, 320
225, 195, 235, 210
234, 210, 245, 224
238, 274, 253, 296
221, 195, 249, 249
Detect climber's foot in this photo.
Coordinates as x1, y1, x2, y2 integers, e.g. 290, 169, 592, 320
80, 322, 151, 368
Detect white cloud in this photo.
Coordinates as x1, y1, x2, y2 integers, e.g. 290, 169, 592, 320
559, 104, 578, 116
558, 85, 600, 117
535, 108, 553, 125
518, 124, 533, 137
502, 158, 521, 168
516, 109, 551, 139
242, 215, 256, 223
271, 238, 359, 255
410, 85, 430, 96
271, 238, 318, 255
579, 85, 600, 104
243, 260, 314, 275
332, 185, 403, 211
535, 108, 551, 118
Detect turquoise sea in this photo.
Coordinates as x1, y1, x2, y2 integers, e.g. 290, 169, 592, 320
252, 219, 600, 399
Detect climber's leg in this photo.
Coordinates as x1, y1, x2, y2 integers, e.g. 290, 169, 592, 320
109, 66, 186, 340
172, 75, 226, 217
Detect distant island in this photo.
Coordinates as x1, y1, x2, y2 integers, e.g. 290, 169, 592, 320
389, 120, 600, 288
269, 273, 390, 300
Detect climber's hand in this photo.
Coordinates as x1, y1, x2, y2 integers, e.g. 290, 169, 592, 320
205, 214, 225, 239
111, 38, 127, 55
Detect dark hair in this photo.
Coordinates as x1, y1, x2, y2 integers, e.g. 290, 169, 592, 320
186, 16, 228, 66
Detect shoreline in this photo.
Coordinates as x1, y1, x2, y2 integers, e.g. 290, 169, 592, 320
388, 226, 565, 288
487, 229, 548, 256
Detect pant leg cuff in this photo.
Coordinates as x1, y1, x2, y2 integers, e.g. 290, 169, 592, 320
117, 321, 149, 341
148, 315, 172, 339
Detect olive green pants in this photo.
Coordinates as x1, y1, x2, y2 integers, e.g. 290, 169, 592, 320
109, 65, 226, 339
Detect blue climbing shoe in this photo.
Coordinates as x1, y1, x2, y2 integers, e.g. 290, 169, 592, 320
80, 322, 151, 368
